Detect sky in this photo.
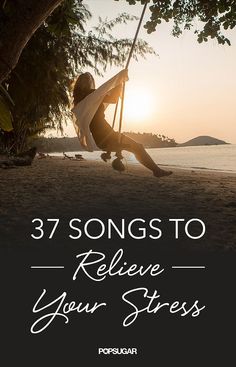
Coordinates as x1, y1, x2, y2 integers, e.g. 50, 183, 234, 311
62, 0, 236, 144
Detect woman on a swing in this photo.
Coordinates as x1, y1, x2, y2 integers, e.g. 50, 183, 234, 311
73, 70, 172, 177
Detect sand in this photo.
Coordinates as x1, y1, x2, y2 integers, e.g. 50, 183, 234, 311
0, 156, 235, 250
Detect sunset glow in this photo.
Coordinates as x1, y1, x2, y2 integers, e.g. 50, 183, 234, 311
124, 87, 154, 124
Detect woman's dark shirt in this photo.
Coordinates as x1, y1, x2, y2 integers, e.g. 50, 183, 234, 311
90, 101, 114, 148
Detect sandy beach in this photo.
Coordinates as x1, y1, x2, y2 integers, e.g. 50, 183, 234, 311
0, 156, 235, 250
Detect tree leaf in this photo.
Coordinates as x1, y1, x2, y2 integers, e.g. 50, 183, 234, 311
0, 96, 13, 132
0, 84, 15, 106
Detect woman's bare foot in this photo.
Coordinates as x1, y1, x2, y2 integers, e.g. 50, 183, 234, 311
153, 168, 173, 177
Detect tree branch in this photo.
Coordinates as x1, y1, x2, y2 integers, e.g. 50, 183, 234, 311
0, 0, 64, 83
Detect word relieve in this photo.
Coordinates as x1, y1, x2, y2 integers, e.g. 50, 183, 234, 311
72, 249, 164, 282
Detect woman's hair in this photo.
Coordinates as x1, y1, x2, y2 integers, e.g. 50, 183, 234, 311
73, 72, 95, 106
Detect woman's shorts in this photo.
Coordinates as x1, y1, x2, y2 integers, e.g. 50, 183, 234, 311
97, 131, 124, 152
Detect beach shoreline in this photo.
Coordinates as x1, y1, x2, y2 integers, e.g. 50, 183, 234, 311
49, 143, 236, 174
0, 157, 235, 250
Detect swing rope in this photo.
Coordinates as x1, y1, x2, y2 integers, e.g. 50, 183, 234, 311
103, 1, 149, 171
112, 1, 148, 134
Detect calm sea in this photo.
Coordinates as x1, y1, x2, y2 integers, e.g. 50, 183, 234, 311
54, 144, 236, 173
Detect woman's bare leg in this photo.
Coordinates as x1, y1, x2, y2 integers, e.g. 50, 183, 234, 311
119, 135, 172, 177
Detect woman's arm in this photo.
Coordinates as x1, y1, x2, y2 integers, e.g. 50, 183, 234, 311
103, 84, 122, 104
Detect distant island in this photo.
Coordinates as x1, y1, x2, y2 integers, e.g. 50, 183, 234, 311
34, 132, 177, 153
179, 136, 228, 147
32, 134, 228, 153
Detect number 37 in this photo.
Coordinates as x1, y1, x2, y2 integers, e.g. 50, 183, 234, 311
31, 218, 60, 240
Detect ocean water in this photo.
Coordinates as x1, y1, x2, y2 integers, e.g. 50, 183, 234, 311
55, 144, 236, 173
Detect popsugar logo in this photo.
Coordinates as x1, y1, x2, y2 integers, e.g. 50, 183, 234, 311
98, 347, 138, 355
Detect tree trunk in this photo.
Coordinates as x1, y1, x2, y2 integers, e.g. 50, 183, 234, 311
0, 0, 63, 84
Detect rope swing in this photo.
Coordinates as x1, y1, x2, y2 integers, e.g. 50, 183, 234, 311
101, 1, 149, 172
